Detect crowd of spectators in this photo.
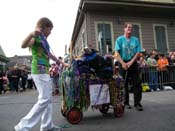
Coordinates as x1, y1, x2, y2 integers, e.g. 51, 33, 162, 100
0, 68, 36, 94
137, 48, 175, 91
1, 49, 175, 95
0, 56, 65, 95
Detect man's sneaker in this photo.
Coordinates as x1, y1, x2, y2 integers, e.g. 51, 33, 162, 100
47, 126, 62, 131
135, 103, 143, 111
124, 104, 132, 109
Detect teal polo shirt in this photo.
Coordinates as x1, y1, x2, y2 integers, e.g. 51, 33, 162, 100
115, 35, 141, 61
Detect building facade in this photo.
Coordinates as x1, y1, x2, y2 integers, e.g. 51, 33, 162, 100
0, 45, 9, 72
6, 55, 32, 72
71, 0, 175, 56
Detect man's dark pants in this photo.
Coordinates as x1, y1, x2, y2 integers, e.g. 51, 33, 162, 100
119, 61, 142, 106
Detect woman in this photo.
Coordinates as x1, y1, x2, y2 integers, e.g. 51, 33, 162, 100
14, 17, 69, 131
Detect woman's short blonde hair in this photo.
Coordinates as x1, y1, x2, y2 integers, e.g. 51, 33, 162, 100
36, 17, 53, 29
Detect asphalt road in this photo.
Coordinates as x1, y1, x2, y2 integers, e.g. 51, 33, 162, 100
0, 89, 175, 131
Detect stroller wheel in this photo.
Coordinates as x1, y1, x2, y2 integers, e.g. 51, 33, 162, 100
99, 104, 110, 114
114, 103, 124, 117
67, 107, 83, 124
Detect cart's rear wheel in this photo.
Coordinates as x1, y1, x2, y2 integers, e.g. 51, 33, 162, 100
99, 104, 110, 114
114, 103, 124, 117
67, 107, 83, 124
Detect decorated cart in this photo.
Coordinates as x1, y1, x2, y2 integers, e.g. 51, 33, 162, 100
59, 48, 125, 124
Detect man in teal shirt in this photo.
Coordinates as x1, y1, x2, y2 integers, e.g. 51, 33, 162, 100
114, 23, 143, 111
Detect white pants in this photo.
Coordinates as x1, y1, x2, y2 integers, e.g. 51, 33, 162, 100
16, 74, 54, 131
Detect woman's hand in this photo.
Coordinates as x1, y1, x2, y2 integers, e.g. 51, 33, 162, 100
33, 28, 42, 37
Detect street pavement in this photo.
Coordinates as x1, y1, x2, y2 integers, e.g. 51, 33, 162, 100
0, 89, 175, 131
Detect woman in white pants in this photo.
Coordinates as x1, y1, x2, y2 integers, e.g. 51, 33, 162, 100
14, 17, 69, 131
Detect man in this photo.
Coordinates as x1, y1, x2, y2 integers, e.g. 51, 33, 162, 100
114, 23, 143, 111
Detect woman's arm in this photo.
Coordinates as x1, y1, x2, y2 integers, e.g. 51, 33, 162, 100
49, 54, 70, 68
21, 32, 35, 48
21, 29, 42, 48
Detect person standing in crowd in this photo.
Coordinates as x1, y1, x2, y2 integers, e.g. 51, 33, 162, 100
11, 69, 20, 93
168, 49, 175, 65
27, 73, 33, 89
14, 17, 69, 131
147, 52, 159, 91
7, 69, 14, 92
137, 55, 147, 68
157, 54, 169, 89
21, 71, 28, 91
151, 49, 159, 61
49, 63, 59, 95
0, 71, 6, 94
114, 23, 143, 111
157, 54, 169, 71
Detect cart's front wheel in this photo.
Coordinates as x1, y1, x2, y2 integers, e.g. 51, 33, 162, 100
114, 103, 124, 117
99, 104, 110, 114
67, 107, 83, 124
